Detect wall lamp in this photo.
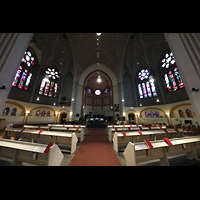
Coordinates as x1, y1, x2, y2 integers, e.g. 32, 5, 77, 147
0, 85, 6, 89
192, 88, 199, 92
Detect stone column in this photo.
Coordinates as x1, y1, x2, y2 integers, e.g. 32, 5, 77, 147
0, 33, 33, 114
164, 33, 200, 123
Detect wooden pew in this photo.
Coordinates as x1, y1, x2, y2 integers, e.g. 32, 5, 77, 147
48, 124, 88, 135
24, 125, 84, 142
123, 136, 200, 166
108, 125, 174, 142
23, 125, 49, 130
4, 128, 78, 154
0, 139, 64, 166
106, 124, 142, 135
112, 129, 183, 153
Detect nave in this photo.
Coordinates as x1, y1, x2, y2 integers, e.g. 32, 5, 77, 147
1, 124, 200, 166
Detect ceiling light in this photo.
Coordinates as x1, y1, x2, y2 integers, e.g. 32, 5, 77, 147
96, 33, 101, 36
97, 75, 101, 83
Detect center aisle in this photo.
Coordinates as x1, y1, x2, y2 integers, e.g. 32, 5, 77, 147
68, 128, 121, 166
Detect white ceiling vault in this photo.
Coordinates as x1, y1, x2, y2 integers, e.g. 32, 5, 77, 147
33, 33, 168, 83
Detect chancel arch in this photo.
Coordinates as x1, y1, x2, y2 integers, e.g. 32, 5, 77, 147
81, 70, 114, 118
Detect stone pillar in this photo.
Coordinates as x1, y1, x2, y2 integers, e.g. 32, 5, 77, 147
0, 33, 33, 114
164, 33, 200, 123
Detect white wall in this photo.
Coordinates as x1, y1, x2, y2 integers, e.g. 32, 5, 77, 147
2, 98, 71, 125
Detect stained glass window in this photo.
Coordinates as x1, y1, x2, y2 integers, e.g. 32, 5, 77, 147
104, 88, 109, 94
24, 73, 32, 90
18, 69, 28, 89
186, 109, 192, 117
155, 111, 159, 117
150, 111, 154, 117
146, 82, 152, 97
145, 112, 148, 117
95, 89, 101, 96
138, 84, 143, 98
168, 71, 178, 91
161, 52, 175, 68
39, 67, 60, 97
12, 49, 34, 90
12, 66, 23, 87
162, 52, 184, 92
174, 67, 184, 88
3, 107, 10, 116
87, 88, 92, 94
138, 69, 150, 80
22, 51, 35, 67
179, 110, 184, 117
164, 74, 172, 92
142, 83, 147, 98
138, 69, 157, 99
11, 108, 17, 116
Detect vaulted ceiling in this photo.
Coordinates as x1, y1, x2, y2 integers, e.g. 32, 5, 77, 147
33, 33, 168, 82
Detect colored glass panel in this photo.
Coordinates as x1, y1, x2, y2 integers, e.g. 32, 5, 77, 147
146, 82, 152, 97
12, 66, 23, 86
168, 71, 178, 91
142, 83, 147, 98
164, 74, 172, 92
24, 72, 32, 90
138, 84, 143, 98
174, 67, 184, 88
18, 69, 28, 89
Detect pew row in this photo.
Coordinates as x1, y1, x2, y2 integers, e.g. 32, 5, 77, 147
24, 125, 84, 142
0, 139, 64, 166
106, 124, 142, 135
123, 136, 200, 166
112, 129, 183, 152
4, 128, 78, 154
48, 124, 88, 135
108, 126, 168, 141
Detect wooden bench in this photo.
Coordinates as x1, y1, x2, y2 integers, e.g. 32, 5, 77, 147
24, 125, 84, 142
108, 125, 166, 141
112, 129, 183, 153
123, 136, 200, 166
48, 124, 88, 135
106, 124, 142, 135
0, 138, 64, 166
4, 128, 78, 154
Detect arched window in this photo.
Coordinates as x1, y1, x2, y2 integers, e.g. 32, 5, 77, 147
155, 111, 159, 117
150, 111, 154, 118
186, 109, 192, 117
12, 50, 34, 90
3, 107, 10, 116
36, 110, 40, 116
137, 69, 157, 99
39, 67, 60, 97
46, 111, 51, 117
161, 52, 184, 92
41, 110, 46, 116
11, 108, 17, 116
179, 110, 184, 117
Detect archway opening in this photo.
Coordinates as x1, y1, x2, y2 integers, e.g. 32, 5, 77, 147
81, 70, 114, 120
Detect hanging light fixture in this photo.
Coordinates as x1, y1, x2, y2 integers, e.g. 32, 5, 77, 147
96, 33, 101, 83
140, 33, 154, 82
97, 75, 101, 82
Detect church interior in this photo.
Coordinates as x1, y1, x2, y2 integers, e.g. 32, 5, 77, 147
0, 33, 200, 166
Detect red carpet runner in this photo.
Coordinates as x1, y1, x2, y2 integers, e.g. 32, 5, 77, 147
69, 128, 121, 166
